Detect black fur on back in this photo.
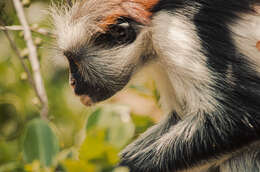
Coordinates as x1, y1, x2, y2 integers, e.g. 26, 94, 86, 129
119, 0, 260, 171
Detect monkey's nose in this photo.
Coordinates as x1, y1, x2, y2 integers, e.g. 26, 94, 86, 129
64, 51, 81, 63
64, 51, 74, 61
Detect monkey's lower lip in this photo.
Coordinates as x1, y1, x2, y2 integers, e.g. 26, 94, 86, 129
70, 81, 93, 106
79, 95, 93, 107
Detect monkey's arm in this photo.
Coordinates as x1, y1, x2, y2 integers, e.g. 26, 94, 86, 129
120, 112, 180, 158
119, 110, 260, 172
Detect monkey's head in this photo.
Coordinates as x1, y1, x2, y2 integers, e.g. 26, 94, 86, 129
51, 0, 158, 104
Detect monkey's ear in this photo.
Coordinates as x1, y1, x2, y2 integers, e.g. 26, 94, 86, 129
99, 0, 159, 30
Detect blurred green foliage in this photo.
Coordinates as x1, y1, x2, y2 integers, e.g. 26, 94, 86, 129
0, 0, 160, 171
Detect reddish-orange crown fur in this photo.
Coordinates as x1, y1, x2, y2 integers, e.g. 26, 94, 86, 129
99, 0, 160, 29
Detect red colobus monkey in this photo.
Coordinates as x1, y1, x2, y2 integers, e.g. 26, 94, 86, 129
51, 0, 260, 171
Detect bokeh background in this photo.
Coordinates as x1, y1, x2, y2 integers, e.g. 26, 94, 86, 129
0, 0, 162, 171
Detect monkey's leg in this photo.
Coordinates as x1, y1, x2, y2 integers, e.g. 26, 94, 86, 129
120, 112, 180, 158
119, 110, 260, 172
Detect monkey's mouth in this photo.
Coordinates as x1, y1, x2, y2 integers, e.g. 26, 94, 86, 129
66, 56, 121, 106
79, 95, 93, 107
69, 73, 118, 106
70, 76, 94, 106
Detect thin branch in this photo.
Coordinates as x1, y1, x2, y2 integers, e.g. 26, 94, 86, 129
12, 0, 49, 120
0, 25, 54, 37
0, 25, 24, 31
0, 23, 35, 89
0, 22, 50, 121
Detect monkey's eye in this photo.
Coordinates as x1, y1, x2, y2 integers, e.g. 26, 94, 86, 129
95, 19, 137, 47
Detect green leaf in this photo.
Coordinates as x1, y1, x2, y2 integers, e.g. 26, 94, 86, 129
79, 129, 120, 166
63, 160, 95, 172
79, 129, 107, 161
86, 108, 102, 131
131, 114, 154, 135
22, 119, 59, 167
86, 105, 135, 148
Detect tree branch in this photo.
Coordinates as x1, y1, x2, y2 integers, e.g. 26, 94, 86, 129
12, 0, 49, 120
0, 24, 35, 90
0, 23, 49, 120
0, 25, 54, 37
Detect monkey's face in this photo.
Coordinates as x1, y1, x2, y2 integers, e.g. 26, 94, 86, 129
51, 1, 153, 103
62, 20, 139, 103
